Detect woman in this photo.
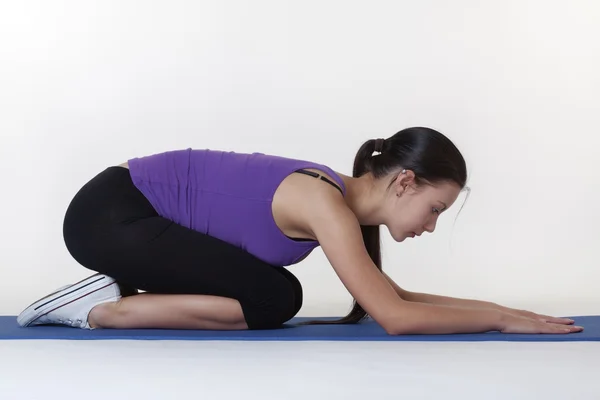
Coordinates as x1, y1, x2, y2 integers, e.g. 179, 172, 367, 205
17, 127, 582, 335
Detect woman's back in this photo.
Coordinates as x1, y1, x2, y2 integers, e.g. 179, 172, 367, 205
123, 148, 346, 266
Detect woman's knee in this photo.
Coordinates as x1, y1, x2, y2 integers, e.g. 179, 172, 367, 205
241, 277, 303, 330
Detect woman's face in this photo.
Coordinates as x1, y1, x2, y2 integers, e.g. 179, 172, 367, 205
385, 171, 462, 242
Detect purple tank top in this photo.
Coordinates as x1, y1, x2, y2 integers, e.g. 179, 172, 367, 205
127, 148, 346, 266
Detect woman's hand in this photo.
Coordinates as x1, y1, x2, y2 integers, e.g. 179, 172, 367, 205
499, 311, 583, 334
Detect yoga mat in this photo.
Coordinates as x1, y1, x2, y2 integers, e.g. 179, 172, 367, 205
0, 315, 598, 341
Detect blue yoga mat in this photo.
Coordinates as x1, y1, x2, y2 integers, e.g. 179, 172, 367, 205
0, 315, 598, 341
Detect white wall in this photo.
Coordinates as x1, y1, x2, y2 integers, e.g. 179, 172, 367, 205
1, 0, 598, 318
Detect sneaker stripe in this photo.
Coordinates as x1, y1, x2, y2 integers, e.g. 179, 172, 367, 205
28, 281, 117, 325
33, 275, 107, 311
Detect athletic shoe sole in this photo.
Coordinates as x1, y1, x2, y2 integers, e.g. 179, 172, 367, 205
17, 273, 118, 327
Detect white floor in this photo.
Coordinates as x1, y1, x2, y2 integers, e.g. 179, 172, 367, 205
1, 340, 598, 400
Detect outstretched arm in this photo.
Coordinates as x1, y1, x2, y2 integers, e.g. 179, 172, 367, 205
290, 177, 577, 334
382, 272, 574, 325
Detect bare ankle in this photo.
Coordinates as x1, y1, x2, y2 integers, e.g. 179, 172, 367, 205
88, 301, 119, 329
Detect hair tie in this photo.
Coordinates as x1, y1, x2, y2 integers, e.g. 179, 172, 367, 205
374, 138, 385, 153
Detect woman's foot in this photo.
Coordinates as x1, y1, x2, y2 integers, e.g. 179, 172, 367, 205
17, 273, 121, 329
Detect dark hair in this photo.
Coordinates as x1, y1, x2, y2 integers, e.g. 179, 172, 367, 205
302, 127, 468, 325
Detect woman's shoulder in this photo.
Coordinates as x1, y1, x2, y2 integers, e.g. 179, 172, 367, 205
272, 166, 352, 240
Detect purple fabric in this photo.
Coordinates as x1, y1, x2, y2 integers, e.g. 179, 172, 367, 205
127, 148, 346, 266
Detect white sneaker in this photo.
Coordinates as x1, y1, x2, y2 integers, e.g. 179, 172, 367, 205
17, 273, 121, 329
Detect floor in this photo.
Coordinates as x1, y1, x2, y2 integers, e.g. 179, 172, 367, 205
1, 340, 598, 400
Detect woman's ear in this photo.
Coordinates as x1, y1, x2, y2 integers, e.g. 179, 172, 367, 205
394, 169, 415, 197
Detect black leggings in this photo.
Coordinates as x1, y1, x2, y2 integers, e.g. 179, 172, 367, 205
62, 166, 303, 330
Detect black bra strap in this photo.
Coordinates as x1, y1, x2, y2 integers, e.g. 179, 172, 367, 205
294, 169, 343, 195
